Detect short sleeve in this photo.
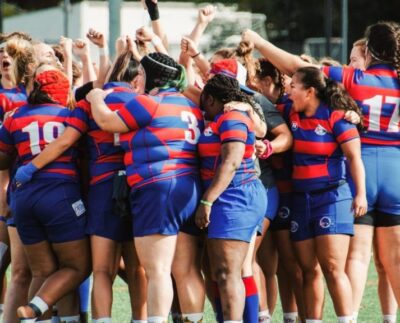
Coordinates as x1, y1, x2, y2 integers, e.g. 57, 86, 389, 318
0, 117, 15, 155
218, 111, 250, 144
117, 94, 158, 130
330, 110, 360, 144
254, 94, 285, 131
322, 66, 356, 92
66, 100, 90, 134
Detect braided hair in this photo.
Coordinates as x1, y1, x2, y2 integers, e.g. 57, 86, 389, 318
365, 21, 400, 80
256, 58, 285, 102
202, 74, 255, 119
295, 66, 363, 129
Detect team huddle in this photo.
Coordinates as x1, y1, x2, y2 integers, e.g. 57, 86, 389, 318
0, 1, 399, 323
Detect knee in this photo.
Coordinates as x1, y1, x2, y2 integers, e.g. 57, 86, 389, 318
320, 261, 343, 280
302, 265, 323, 281
214, 265, 239, 288
11, 265, 32, 285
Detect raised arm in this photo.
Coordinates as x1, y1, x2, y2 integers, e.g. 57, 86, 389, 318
241, 29, 314, 76
136, 26, 168, 55
87, 28, 110, 88
73, 39, 97, 83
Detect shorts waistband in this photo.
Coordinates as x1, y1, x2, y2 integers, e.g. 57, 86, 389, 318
295, 180, 347, 195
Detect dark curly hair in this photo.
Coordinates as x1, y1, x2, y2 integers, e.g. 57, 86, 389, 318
256, 58, 285, 102
365, 21, 400, 80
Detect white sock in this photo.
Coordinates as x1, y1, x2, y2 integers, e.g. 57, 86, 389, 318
19, 319, 37, 323
223, 321, 242, 323
30, 296, 49, 316
338, 316, 353, 323
60, 315, 80, 323
148, 317, 167, 323
92, 318, 112, 323
306, 320, 322, 323
258, 310, 271, 322
132, 320, 147, 323
383, 314, 397, 323
181, 313, 203, 323
284, 312, 298, 323
353, 312, 358, 323
37, 320, 52, 323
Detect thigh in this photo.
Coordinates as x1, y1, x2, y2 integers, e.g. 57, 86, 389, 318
207, 238, 249, 277
315, 234, 350, 270
90, 235, 121, 275
375, 226, 400, 266
23, 240, 58, 276
347, 224, 374, 261
52, 238, 91, 270
172, 232, 203, 273
377, 147, 400, 215
293, 239, 319, 272
135, 234, 177, 272
8, 226, 31, 277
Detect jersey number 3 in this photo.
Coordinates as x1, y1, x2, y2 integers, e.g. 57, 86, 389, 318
22, 121, 66, 155
181, 111, 200, 144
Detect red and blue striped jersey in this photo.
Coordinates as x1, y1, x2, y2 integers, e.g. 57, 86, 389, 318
116, 88, 204, 188
322, 64, 400, 146
67, 82, 136, 185
0, 103, 78, 180
289, 103, 359, 192
0, 85, 27, 122
198, 110, 257, 187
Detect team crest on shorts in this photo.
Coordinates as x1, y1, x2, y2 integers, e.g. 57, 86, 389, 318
278, 206, 290, 219
290, 221, 299, 233
72, 200, 86, 217
315, 124, 327, 136
291, 122, 298, 131
319, 216, 332, 229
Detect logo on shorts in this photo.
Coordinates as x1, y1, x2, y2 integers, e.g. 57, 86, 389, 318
290, 221, 299, 233
319, 216, 332, 229
315, 124, 327, 136
278, 206, 290, 219
291, 122, 298, 131
72, 200, 86, 217
204, 126, 213, 137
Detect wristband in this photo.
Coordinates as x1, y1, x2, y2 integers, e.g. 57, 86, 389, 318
151, 36, 162, 48
145, 0, 160, 21
191, 52, 201, 59
200, 199, 213, 207
259, 139, 273, 159
99, 46, 109, 57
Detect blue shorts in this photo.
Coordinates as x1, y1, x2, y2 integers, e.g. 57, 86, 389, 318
130, 174, 201, 237
270, 192, 292, 231
290, 183, 354, 242
86, 178, 132, 242
14, 179, 87, 245
264, 186, 279, 221
362, 146, 400, 216
208, 179, 266, 242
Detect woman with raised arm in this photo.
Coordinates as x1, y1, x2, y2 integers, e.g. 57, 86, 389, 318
243, 21, 400, 321
87, 52, 205, 323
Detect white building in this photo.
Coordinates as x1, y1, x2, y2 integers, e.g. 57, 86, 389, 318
4, 1, 266, 59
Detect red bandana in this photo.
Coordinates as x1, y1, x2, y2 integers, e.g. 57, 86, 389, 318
35, 69, 70, 106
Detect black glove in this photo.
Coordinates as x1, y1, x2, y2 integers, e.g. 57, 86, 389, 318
145, 0, 160, 21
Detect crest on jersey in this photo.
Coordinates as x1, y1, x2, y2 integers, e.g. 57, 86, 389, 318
315, 124, 327, 136
319, 216, 332, 229
291, 122, 298, 131
204, 126, 213, 137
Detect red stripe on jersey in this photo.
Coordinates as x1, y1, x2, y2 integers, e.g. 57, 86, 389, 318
217, 111, 254, 131
200, 169, 215, 180
126, 173, 145, 187
198, 142, 221, 156
297, 119, 332, 131
44, 169, 76, 176
336, 128, 359, 144
221, 129, 247, 142
293, 164, 328, 180
294, 140, 337, 155
67, 117, 87, 133
118, 107, 139, 130
148, 127, 184, 142
90, 171, 115, 185
361, 137, 400, 146
162, 163, 194, 172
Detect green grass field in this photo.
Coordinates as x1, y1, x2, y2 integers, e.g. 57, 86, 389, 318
109, 259, 396, 322
6, 258, 395, 322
